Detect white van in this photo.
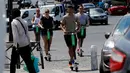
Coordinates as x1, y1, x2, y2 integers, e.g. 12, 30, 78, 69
20, 8, 36, 26
40, 4, 65, 29
6, 8, 36, 31
20, 8, 37, 30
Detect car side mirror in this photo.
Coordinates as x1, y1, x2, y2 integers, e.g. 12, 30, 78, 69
105, 32, 111, 39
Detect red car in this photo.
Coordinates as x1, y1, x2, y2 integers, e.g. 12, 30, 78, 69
108, 5, 128, 15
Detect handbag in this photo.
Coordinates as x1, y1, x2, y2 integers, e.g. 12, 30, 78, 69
23, 54, 40, 73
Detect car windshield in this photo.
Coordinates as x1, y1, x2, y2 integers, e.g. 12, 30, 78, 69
84, 4, 95, 7
113, 16, 130, 36
40, 6, 54, 14
22, 0, 31, 2
90, 8, 104, 14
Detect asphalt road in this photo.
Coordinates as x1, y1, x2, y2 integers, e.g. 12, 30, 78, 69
4, 15, 123, 73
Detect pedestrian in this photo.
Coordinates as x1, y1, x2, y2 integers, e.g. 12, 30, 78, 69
35, 1, 39, 8
75, 4, 89, 57
127, 2, 130, 13
31, 8, 42, 41
17, 0, 22, 9
104, 2, 109, 11
60, 5, 80, 67
39, 9, 54, 61
10, 8, 36, 73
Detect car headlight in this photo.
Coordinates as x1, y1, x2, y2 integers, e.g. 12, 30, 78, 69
103, 15, 108, 18
90, 16, 98, 19
103, 41, 114, 56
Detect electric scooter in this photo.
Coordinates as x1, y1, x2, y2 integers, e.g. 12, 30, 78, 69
46, 29, 51, 61
69, 32, 79, 72
77, 26, 85, 57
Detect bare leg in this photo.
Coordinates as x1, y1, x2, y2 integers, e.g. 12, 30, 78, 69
42, 36, 48, 55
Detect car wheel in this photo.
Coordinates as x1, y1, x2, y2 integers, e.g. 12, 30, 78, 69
105, 20, 108, 25
99, 63, 110, 73
101, 22, 103, 25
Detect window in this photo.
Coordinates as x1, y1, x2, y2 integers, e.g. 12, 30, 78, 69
22, 11, 29, 19
90, 8, 104, 14
55, 6, 60, 13
113, 16, 130, 36
60, 6, 63, 13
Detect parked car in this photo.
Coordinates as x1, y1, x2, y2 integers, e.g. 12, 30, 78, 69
82, 3, 95, 9
6, 8, 37, 32
20, 8, 37, 30
18, 0, 32, 8
88, 8, 108, 25
99, 14, 130, 73
108, 5, 128, 15
82, 3, 95, 12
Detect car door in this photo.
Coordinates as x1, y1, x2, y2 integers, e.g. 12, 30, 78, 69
53, 6, 60, 21
59, 5, 64, 21
21, 10, 30, 25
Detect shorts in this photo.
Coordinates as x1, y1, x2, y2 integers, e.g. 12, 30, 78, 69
64, 34, 77, 48
41, 29, 53, 36
77, 28, 86, 39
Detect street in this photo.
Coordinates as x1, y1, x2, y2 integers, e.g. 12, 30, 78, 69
4, 15, 123, 73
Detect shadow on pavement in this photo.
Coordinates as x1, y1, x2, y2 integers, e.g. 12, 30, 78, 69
78, 69, 98, 72
51, 59, 69, 62
83, 55, 101, 57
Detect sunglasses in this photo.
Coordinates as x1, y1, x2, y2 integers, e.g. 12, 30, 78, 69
45, 12, 49, 13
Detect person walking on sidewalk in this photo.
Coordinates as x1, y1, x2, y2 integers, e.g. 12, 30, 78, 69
60, 5, 80, 66
75, 5, 89, 57
39, 9, 54, 61
31, 8, 42, 41
10, 8, 36, 73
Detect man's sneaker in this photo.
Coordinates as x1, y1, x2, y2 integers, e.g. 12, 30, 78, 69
77, 49, 84, 57
69, 61, 73, 71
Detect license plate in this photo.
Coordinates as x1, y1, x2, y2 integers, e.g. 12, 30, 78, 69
118, 10, 122, 12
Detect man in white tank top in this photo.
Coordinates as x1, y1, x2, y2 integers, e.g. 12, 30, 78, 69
32, 8, 42, 41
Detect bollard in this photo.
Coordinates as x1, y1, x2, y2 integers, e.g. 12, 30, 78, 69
91, 45, 98, 70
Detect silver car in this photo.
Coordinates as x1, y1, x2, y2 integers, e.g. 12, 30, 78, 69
88, 8, 108, 25
82, 3, 95, 9
100, 14, 130, 73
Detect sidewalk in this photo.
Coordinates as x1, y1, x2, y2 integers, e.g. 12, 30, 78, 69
3, 67, 99, 73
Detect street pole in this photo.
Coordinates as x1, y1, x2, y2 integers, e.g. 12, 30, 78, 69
0, 0, 7, 72
8, 0, 13, 42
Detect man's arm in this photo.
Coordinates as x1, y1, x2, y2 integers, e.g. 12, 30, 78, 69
12, 21, 19, 47
75, 16, 81, 32
38, 17, 44, 29
60, 17, 66, 32
86, 14, 89, 27
31, 17, 35, 24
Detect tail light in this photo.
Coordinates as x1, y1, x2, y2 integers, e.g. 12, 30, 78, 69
110, 48, 126, 72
